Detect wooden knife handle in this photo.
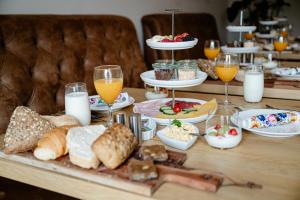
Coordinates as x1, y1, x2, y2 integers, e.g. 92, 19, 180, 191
157, 165, 223, 192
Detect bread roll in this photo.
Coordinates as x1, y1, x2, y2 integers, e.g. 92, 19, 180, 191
92, 124, 137, 169
67, 125, 106, 169
4, 106, 55, 154
33, 126, 74, 160
42, 115, 80, 127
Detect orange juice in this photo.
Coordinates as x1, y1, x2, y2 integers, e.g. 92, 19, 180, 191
94, 78, 123, 104
280, 31, 288, 37
204, 48, 220, 60
215, 64, 239, 82
274, 41, 288, 52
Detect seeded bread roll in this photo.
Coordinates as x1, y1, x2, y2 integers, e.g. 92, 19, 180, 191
92, 124, 137, 169
4, 106, 55, 154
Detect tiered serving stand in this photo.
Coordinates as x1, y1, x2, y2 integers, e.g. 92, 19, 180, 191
140, 9, 208, 124
256, 20, 278, 42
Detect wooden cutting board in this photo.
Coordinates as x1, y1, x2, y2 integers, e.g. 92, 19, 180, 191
0, 148, 223, 196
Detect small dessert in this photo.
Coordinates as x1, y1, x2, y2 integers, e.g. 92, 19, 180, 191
138, 145, 168, 162
244, 112, 300, 129
243, 40, 254, 48
227, 41, 243, 47
177, 60, 198, 80
149, 33, 195, 42
128, 159, 158, 181
205, 125, 242, 149
152, 62, 176, 80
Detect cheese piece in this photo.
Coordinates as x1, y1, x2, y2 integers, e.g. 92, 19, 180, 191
66, 125, 106, 169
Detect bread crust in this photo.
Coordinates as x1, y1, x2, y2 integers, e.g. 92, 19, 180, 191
92, 124, 137, 169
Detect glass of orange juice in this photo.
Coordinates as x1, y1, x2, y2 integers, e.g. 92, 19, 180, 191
215, 54, 239, 105
274, 35, 288, 68
94, 65, 123, 126
204, 40, 220, 61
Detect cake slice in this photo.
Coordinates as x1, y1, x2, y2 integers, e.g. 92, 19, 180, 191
66, 125, 106, 169
128, 159, 158, 181
138, 145, 168, 162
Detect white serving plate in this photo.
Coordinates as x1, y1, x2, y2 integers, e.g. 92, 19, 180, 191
146, 38, 198, 50
231, 109, 300, 138
157, 123, 198, 150
134, 98, 215, 125
226, 25, 256, 32
259, 20, 278, 25
140, 70, 207, 89
221, 46, 260, 54
271, 68, 300, 80
89, 96, 135, 112
255, 32, 276, 39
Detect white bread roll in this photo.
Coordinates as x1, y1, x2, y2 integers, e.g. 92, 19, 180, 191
42, 115, 80, 127
67, 125, 106, 169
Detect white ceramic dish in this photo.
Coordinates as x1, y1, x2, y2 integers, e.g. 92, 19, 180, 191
141, 116, 156, 141
204, 128, 242, 149
157, 123, 198, 150
146, 38, 198, 50
263, 61, 278, 69
89, 96, 135, 112
259, 20, 278, 25
226, 25, 256, 32
255, 32, 276, 39
140, 70, 207, 89
231, 109, 300, 138
133, 98, 216, 125
221, 46, 260, 54
271, 68, 300, 80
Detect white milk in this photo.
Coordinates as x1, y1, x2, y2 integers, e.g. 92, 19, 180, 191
243, 70, 264, 102
65, 92, 91, 126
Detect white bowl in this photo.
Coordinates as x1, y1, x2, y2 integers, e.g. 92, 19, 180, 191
204, 128, 242, 149
157, 123, 198, 150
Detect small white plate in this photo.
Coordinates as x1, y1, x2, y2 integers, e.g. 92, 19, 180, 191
140, 70, 207, 89
255, 32, 276, 39
259, 20, 278, 25
226, 25, 256, 32
146, 38, 198, 50
271, 68, 300, 80
232, 109, 300, 138
157, 123, 198, 150
89, 96, 135, 112
221, 46, 260, 54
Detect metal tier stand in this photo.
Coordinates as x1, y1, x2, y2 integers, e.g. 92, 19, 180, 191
165, 8, 180, 108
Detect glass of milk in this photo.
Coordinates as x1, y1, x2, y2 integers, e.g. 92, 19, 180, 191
243, 65, 264, 103
65, 82, 91, 125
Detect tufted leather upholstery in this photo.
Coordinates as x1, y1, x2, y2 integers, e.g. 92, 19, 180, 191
142, 13, 220, 68
0, 15, 147, 133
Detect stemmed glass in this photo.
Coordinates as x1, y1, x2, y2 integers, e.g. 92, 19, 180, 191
93, 65, 123, 127
274, 35, 288, 68
214, 54, 239, 105
204, 40, 220, 62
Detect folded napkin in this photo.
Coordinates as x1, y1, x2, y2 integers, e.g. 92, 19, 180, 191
133, 99, 163, 117
89, 92, 129, 107
275, 68, 300, 76
243, 112, 300, 129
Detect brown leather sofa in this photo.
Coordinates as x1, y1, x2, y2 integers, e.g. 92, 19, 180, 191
0, 15, 147, 133
142, 13, 220, 68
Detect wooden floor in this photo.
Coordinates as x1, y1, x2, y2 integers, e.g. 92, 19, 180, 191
0, 177, 76, 200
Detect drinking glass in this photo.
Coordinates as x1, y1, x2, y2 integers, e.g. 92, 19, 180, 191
204, 40, 220, 61
205, 107, 242, 149
93, 65, 123, 127
65, 82, 91, 126
274, 35, 288, 68
215, 54, 239, 105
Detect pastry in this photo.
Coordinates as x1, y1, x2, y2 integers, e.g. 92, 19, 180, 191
138, 145, 168, 162
92, 124, 137, 169
128, 159, 158, 181
33, 126, 72, 160
67, 125, 106, 169
41, 115, 81, 127
4, 106, 55, 154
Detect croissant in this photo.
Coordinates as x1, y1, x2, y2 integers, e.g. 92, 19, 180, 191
33, 126, 73, 160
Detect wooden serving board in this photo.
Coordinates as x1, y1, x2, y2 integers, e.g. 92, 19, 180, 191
0, 149, 223, 196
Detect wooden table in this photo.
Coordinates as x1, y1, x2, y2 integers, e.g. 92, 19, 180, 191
1, 88, 300, 200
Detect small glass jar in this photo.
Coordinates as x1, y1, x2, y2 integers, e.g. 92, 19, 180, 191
177, 60, 198, 80
243, 65, 264, 103
152, 62, 177, 80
